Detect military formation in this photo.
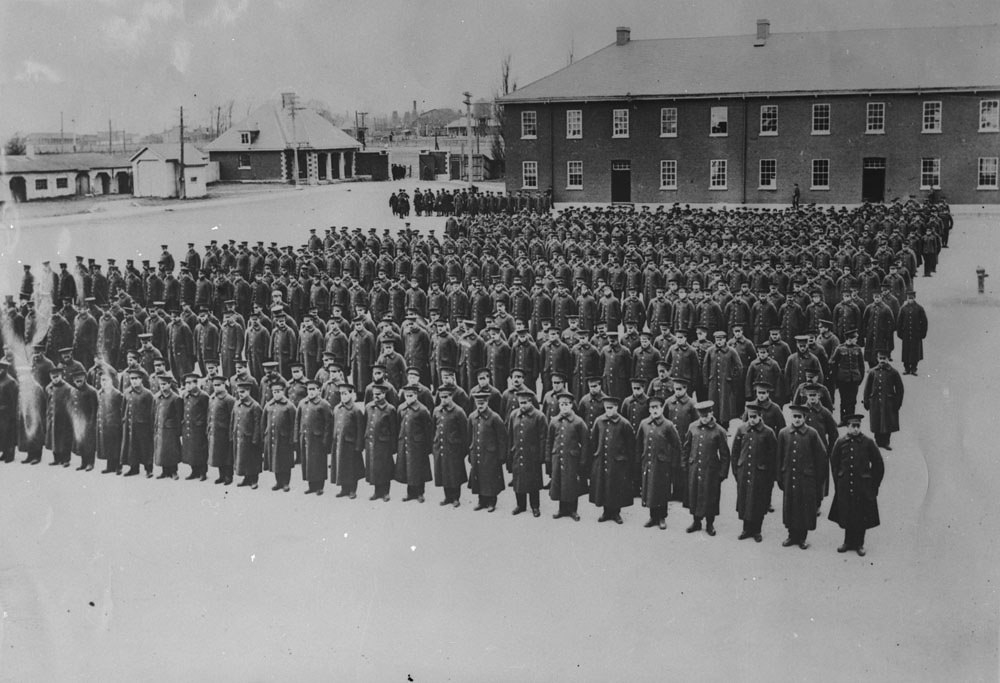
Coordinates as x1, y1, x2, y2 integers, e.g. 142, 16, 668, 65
0, 195, 947, 556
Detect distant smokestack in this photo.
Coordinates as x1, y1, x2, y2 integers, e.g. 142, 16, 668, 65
616, 26, 631, 46
754, 19, 770, 46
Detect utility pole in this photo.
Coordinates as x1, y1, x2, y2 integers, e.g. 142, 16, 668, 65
286, 93, 305, 186
60, 112, 64, 153
359, 112, 367, 150
179, 106, 186, 199
463, 91, 473, 187
108, 119, 113, 154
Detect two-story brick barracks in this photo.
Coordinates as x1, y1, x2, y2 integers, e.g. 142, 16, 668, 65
500, 22, 1000, 205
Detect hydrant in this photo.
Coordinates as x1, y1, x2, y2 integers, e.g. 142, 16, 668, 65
977, 267, 989, 294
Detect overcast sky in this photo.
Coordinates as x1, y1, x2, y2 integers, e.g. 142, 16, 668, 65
1, 0, 997, 138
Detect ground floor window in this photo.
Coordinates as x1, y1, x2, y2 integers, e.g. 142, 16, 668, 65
920, 158, 941, 189
709, 159, 727, 190
238, 153, 251, 169
35, 178, 48, 190
522, 161, 538, 189
660, 160, 677, 190
811, 159, 830, 190
979, 157, 999, 189
759, 159, 777, 189
56, 177, 69, 189
566, 160, 582, 189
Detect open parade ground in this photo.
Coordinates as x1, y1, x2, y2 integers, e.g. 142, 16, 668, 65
0, 183, 998, 681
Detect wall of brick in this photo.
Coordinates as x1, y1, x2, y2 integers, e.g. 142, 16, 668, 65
505, 92, 1000, 204
211, 151, 285, 182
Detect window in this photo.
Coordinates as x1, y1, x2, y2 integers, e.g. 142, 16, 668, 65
979, 158, 999, 189
522, 161, 538, 189
35, 178, 48, 190
866, 102, 885, 133
812, 104, 831, 134
190, 177, 198, 183
612, 109, 629, 138
56, 177, 68, 189
660, 107, 677, 137
760, 105, 778, 135
566, 110, 582, 139
659, 160, 677, 190
920, 158, 940, 189
811, 159, 830, 189
710, 107, 728, 136
710, 159, 727, 190
759, 159, 777, 189
240, 132, 251, 144
521, 111, 537, 138
922, 102, 941, 133
566, 160, 583, 189
238, 153, 251, 169
980, 100, 999, 132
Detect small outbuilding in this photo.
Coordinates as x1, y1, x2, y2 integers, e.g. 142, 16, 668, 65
130, 144, 210, 198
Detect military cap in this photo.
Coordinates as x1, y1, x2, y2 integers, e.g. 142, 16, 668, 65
695, 400, 715, 412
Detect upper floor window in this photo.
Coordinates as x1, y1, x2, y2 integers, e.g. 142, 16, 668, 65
521, 111, 537, 139
866, 102, 885, 134
980, 100, 999, 132
566, 110, 582, 139
922, 101, 942, 133
812, 104, 831, 134
660, 108, 677, 137
760, 105, 778, 136
612, 109, 629, 138
710, 106, 728, 136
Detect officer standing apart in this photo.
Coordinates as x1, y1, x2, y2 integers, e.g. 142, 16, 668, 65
829, 414, 885, 556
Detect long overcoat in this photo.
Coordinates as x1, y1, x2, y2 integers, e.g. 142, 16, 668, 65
295, 395, 333, 482
332, 401, 366, 485
545, 412, 589, 502
828, 432, 884, 530
432, 402, 469, 488
896, 300, 928, 369
395, 400, 433, 485
18, 377, 46, 454
70, 382, 98, 460
153, 391, 184, 468
0, 374, 19, 452
364, 399, 399, 486
588, 414, 635, 509
635, 415, 682, 509
96, 386, 123, 462
862, 365, 904, 434
777, 424, 826, 531
731, 421, 777, 522
262, 397, 297, 474
207, 392, 235, 469
181, 390, 209, 468
468, 407, 508, 496
45, 382, 74, 454
684, 418, 731, 518
703, 344, 743, 424
506, 406, 547, 494
121, 386, 155, 468
231, 397, 263, 477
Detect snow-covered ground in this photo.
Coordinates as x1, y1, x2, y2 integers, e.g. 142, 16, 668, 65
0, 186, 997, 681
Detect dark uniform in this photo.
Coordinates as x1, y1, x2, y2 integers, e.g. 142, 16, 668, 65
731, 407, 778, 540
468, 398, 508, 510
829, 418, 885, 555
588, 400, 635, 523
506, 396, 547, 515
296, 389, 334, 494
684, 405, 730, 535
635, 404, 682, 528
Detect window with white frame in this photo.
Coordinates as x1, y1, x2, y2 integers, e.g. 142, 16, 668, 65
866, 102, 885, 133
759, 159, 777, 189
710, 107, 728, 136
920, 158, 940, 189
521, 111, 537, 138
979, 100, 999, 132
240, 132, 252, 144
612, 109, 629, 138
566, 110, 582, 139
812, 104, 831, 134
811, 159, 830, 189
238, 153, 251, 169
566, 160, 583, 189
922, 102, 942, 133
760, 105, 778, 135
710, 159, 727, 189
660, 160, 677, 189
660, 108, 677, 137
522, 161, 538, 189
978, 157, 999, 189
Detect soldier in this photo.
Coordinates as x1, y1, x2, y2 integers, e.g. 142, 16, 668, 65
363, 383, 399, 501
468, 389, 508, 512
262, 381, 297, 492
69, 370, 98, 471
207, 375, 235, 485
731, 400, 778, 542
635, 394, 682, 529
332, 382, 366, 498
431, 385, 469, 507
295, 378, 333, 495
546, 390, 589, 520
180, 374, 209, 480
394, 384, 433, 502
17, 364, 46, 465
829, 328, 865, 425
703, 330, 743, 426
45, 365, 74, 467
896, 290, 928, 376
684, 400, 730, 536
232, 381, 263, 489
587, 394, 635, 524
829, 414, 885, 556
506, 389, 547, 517
152, 374, 183, 480
121, 368, 155, 477
96, 372, 123, 473
862, 349, 904, 449
664, 377, 698, 504
0, 360, 17, 463
777, 405, 827, 549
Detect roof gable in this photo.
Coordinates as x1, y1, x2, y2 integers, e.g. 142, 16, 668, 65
206, 101, 362, 152
130, 143, 208, 165
501, 24, 1000, 102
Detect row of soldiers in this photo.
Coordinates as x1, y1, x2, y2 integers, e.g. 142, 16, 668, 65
0, 350, 883, 554
391, 187, 553, 219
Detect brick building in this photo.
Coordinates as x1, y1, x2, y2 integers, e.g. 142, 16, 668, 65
500, 23, 1000, 205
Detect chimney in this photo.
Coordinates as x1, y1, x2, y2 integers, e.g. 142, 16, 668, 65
281, 92, 296, 109
754, 19, 770, 46
616, 26, 631, 46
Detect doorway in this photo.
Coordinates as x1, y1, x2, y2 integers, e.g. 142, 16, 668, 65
8, 176, 27, 202
95, 172, 110, 195
75, 172, 90, 195
862, 158, 886, 203
116, 171, 131, 194
611, 160, 631, 203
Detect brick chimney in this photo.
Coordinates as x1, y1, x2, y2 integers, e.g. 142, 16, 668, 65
616, 26, 631, 46
754, 19, 770, 46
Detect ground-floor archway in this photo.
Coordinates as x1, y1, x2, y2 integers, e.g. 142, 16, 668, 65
8, 176, 27, 202
94, 172, 111, 195
76, 172, 90, 195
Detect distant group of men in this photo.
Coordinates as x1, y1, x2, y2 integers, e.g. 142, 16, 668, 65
0, 196, 949, 556
390, 187, 552, 219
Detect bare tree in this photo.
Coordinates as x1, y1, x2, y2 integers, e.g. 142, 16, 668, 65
4, 133, 27, 155
492, 53, 516, 176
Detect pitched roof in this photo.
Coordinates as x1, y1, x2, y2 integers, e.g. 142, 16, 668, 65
2, 152, 132, 174
205, 101, 362, 152
130, 144, 208, 165
501, 24, 1000, 103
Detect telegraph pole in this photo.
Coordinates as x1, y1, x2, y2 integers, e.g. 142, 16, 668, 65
179, 106, 186, 198
463, 91, 473, 187
108, 119, 113, 153
60, 112, 64, 153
